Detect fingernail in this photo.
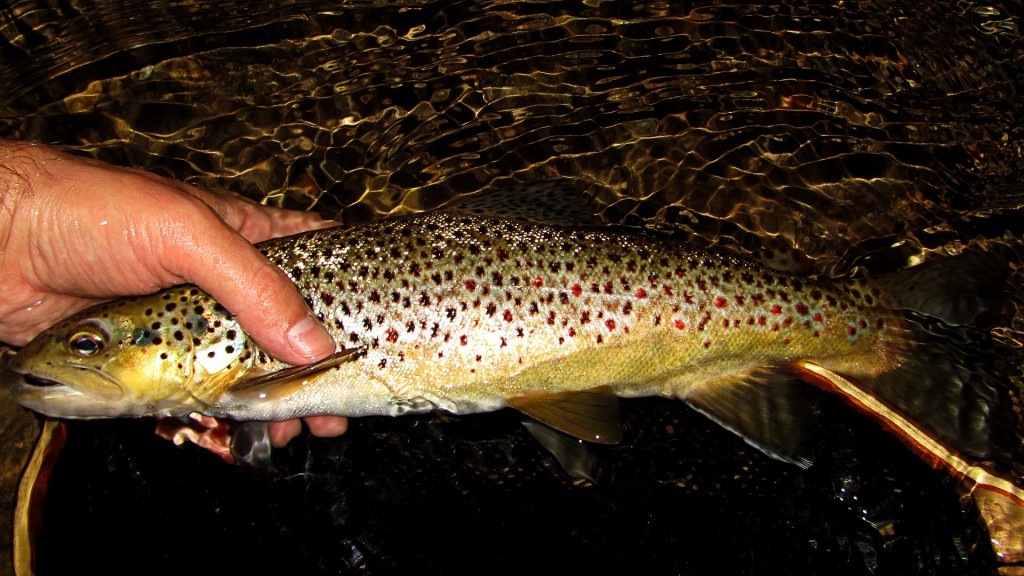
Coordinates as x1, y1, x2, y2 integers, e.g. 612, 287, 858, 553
287, 314, 335, 361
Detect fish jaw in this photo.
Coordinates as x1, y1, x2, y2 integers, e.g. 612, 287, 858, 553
6, 364, 197, 419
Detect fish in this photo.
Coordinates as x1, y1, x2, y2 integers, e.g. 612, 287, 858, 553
4, 210, 1018, 475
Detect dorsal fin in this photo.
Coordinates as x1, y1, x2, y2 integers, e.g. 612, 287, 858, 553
506, 386, 622, 444
442, 179, 605, 227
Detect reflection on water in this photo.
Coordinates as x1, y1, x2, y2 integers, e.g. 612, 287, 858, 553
1, 0, 1022, 574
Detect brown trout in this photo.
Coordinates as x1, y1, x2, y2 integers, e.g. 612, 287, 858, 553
5, 211, 1017, 470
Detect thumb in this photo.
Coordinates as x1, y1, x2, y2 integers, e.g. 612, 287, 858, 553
170, 223, 336, 365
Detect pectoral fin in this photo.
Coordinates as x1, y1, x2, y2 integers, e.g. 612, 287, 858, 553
230, 347, 365, 402
682, 365, 814, 468
507, 386, 622, 445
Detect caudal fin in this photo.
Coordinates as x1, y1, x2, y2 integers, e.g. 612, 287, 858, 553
824, 252, 1019, 463
872, 251, 1009, 328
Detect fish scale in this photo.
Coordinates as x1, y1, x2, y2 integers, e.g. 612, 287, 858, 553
255, 212, 884, 416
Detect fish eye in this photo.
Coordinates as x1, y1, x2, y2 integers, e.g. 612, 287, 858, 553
69, 332, 105, 357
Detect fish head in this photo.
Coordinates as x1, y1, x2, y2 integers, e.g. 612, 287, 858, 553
6, 287, 253, 419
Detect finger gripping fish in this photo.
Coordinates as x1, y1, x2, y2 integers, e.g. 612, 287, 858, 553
6, 211, 1016, 470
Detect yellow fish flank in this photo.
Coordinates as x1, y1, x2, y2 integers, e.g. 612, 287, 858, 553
5, 211, 1016, 469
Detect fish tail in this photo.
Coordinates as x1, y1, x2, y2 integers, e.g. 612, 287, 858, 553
815, 252, 1020, 463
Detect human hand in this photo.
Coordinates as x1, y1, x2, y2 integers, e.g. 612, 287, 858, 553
0, 140, 345, 446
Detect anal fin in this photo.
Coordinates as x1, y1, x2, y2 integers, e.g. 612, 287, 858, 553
682, 365, 814, 468
507, 386, 622, 445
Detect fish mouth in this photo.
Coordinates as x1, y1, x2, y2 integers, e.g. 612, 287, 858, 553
20, 373, 64, 389
6, 366, 129, 419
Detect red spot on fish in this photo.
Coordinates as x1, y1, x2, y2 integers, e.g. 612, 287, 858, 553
715, 297, 728, 308
770, 304, 783, 315
603, 281, 614, 294
460, 335, 468, 346
568, 327, 576, 337
605, 319, 616, 331
503, 310, 513, 322
813, 312, 823, 323
674, 319, 686, 330
847, 326, 856, 336
858, 319, 867, 329
385, 328, 399, 343
758, 316, 767, 326
464, 279, 477, 291
662, 285, 673, 297
572, 283, 583, 297
635, 288, 648, 299
532, 276, 544, 288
